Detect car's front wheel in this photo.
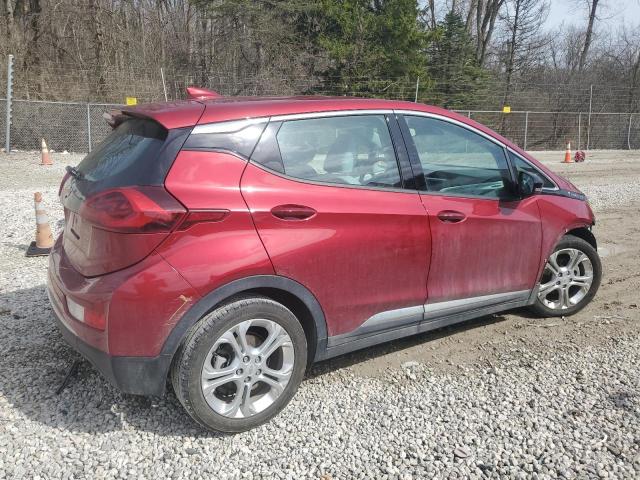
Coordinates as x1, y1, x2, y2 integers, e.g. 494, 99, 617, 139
171, 296, 307, 432
530, 234, 601, 317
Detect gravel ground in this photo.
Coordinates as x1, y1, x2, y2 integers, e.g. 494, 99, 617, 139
0, 150, 639, 479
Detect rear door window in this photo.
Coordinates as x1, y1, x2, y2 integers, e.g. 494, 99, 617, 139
254, 115, 402, 188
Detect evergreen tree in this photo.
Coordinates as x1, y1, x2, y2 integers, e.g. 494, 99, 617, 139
316, 0, 428, 98
426, 11, 489, 108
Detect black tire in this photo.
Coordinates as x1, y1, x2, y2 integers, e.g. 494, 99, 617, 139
529, 234, 601, 317
171, 296, 307, 433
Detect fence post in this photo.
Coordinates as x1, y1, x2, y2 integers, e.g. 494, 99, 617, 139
578, 112, 582, 150
414, 77, 419, 103
586, 84, 593, 151
86, 103, 92, 152
628, 113, 633, 150
523, 111, 529, 150
5, 54, 13, 154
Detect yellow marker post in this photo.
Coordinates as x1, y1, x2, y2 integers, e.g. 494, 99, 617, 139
502, 105, 511, 114
126, 97, 138, 106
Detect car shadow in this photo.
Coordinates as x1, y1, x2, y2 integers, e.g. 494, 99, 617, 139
0, 284, 509, 437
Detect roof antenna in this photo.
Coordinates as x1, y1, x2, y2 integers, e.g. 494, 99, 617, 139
186, 86, 222, 100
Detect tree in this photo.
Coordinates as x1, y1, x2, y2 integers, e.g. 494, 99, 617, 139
191, 0, 321, 94
317, 0, 428, 96
578, 0, 601, 71
601, 26, 640, 112
499, 0, 549, 104
427, 11, 489, 108
475, 0, 506, 66
423, 0, 505, 67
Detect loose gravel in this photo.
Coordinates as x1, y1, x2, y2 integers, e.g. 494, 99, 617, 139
0, 151, 639, 479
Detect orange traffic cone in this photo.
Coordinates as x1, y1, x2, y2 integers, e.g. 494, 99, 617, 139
26, 192, 54, 257
563, 142, 573, 163
40, 139, 52, 166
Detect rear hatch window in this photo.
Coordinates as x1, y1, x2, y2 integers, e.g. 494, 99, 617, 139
60, 117, 191, 277
77, 118, 185, 188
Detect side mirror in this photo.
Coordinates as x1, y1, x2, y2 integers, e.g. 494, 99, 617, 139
518, 171, 544, 197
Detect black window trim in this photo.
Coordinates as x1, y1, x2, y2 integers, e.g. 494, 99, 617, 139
248, 111, 417, 194
183, 118, 268, 159
505, 147, 559, 192
385, 113, 418, 190
395, 111, 525, 201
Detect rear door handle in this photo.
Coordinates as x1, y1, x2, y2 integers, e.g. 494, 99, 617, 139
437, 210, 466, 223
271, 204, 317, 220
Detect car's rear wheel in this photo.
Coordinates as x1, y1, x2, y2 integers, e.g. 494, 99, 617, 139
171, 296, 307, 432
529, 234, 601, 317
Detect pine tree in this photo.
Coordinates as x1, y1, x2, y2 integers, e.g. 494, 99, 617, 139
316, 0, 428, 98
427, 11, 489, 108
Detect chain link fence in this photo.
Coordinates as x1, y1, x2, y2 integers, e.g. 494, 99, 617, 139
1, 97, 639, 153
2, 99, 120, 152
462, 111, 639, 150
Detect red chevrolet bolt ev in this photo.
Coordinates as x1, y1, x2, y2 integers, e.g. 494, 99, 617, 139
48, 94, 601, 432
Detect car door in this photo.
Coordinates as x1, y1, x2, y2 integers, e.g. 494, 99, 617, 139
241, 112, 431, 341
397, 112, 542, 311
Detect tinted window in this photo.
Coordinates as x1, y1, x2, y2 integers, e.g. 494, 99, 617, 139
508, 151, 555, 189
273, 115, 401, 188
78, 118, 167, 182
74, 118, 190, 191
251, 122, 286, 173
405, 116, 512, 199
183, 120, 267, 158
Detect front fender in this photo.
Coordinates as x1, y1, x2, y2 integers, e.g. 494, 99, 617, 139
536, 194, 595, 281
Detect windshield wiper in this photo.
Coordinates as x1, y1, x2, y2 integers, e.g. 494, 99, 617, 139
66, 165, 84, 180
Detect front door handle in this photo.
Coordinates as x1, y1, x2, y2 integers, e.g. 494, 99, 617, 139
271, 204, 317, 221
437, 210, 466, 223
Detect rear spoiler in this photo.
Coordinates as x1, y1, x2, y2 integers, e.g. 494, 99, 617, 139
185, 86, 221, 100
102, 88, 218, 130
103, 110, 128, 129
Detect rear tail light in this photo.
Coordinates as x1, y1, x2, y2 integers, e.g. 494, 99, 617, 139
176, 210, 229, 231
66, 297, 107, 330
80, 186, 186, 233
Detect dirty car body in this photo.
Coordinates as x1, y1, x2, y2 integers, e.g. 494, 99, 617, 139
47, 95, 599, 430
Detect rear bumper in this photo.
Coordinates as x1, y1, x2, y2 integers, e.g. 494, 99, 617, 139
51, 303, 171, 395
46, 236, 189, 396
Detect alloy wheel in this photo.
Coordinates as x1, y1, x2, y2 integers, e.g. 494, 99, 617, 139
200, 319, 295, 418
537, 248, 594, 310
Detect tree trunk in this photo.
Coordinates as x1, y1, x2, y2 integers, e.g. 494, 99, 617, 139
503, 0, 521, 105
465, 0, 477, 33
89, 0, 106, 99
4, 0, 15, 42
578, 0, 599, 71
428, 0, 436, 29
476, 0, 504, 66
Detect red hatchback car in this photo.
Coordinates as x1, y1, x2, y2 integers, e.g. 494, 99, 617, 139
48, 95, 601, 432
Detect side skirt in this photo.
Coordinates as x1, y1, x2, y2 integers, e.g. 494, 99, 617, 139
318, 290, 531, 361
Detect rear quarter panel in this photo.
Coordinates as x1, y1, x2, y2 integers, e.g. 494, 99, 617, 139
159, 150, 275, 296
